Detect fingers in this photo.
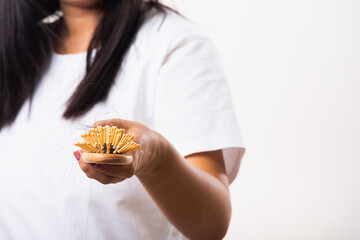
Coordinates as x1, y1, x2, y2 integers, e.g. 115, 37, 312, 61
92, 118, 133, 129
73, 150, 84, 161
93, 164, 134, 178
78, 160, 128, 184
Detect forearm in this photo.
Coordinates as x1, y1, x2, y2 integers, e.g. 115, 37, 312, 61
137, 141, 231, 240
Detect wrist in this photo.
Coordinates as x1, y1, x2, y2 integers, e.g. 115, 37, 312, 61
136, 131, 175, 179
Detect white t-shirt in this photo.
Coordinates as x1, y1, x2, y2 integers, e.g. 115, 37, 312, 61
0, 10, 244, 240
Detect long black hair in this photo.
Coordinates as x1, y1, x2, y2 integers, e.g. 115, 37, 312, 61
0, 0, 165, 130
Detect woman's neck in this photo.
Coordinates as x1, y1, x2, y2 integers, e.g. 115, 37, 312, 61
56, 3, 103, 54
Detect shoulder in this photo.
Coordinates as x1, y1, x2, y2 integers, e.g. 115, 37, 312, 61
135, 8, 210, 55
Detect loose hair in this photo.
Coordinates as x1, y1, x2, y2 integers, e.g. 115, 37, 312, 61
0, 0, 165, 130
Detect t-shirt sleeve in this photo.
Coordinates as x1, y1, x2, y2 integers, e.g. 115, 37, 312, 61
153, 36, 245, 184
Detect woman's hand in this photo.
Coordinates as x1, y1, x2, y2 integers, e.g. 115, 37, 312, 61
73, 118, 233, 239
73, 118, 166, 184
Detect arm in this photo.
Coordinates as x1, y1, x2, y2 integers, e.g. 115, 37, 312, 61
138, 143, 231, 240
75, 118, 235, 240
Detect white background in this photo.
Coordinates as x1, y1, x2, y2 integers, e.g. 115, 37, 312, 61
164, 0, 360, 239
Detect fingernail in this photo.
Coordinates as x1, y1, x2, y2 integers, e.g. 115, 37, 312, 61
94, 164, 105, 173
73, 151, 80, 161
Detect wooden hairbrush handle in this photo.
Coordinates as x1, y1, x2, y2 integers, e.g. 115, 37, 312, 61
82, 152, 133, 165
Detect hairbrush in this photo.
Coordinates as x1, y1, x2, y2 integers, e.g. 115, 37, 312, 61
74, 125, 140, 165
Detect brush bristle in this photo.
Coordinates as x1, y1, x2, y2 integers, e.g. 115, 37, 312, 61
75, 126, 141, 154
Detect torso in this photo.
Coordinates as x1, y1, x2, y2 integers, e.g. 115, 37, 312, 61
0, 11, 187, 240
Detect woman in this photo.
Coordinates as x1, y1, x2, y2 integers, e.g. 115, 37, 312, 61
0, 0, 245, 239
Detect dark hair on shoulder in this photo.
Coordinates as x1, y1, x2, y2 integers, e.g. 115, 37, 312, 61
0, 0, 167, 130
